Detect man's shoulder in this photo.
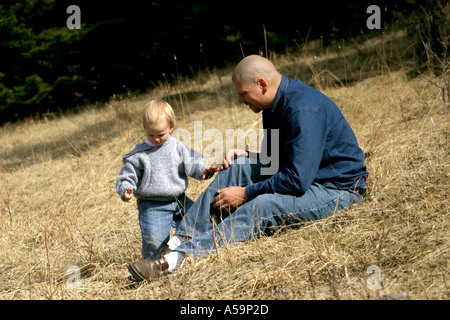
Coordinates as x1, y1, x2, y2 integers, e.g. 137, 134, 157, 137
283, 77, 337, 113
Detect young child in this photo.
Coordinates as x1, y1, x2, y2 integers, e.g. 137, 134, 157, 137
116, 99, 217, 259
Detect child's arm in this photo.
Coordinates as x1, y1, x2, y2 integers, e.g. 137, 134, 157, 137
179, 141, 215, 180
116, 159, 140, 202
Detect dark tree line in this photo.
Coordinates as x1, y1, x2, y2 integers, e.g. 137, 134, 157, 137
0, 0, 447, 124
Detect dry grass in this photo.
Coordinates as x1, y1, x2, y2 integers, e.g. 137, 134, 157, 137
0, 30, 448, 300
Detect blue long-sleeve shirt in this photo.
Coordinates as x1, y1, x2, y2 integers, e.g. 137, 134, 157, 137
245, 75, 368, 199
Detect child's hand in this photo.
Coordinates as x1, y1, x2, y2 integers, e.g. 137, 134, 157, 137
122, 188, 133, 202
202, 166, 217, 179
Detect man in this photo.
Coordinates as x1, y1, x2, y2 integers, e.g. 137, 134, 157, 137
127, 55, 369, 281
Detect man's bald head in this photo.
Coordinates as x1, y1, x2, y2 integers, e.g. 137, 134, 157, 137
232, 55, 282, 112
232, 55, 281, 85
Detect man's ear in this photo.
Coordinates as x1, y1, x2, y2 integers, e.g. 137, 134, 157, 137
257, 78, 268, 94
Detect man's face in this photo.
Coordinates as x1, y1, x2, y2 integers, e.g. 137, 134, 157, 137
233, 76, 270, 113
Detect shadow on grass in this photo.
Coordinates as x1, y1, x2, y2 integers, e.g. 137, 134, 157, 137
0, 118, 120, 171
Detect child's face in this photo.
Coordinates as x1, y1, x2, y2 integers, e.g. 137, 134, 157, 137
144, 118, 174, 146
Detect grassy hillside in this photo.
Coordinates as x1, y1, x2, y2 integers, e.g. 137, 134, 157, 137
0, 30, 448, 300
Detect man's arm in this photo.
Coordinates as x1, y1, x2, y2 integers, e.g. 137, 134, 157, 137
246, 108, 327, 199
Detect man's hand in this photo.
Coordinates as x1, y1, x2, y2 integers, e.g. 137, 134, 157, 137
219, 149, 248, 171
122, 188, 133, 202
212, 186, 248, 210
202, 166, 218, 179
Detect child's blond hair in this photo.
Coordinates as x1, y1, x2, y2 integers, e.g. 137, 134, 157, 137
142, 100, 175, 127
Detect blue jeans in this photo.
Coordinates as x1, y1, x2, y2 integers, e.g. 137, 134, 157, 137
137, 193, 194, 259
175, 157, 362, 257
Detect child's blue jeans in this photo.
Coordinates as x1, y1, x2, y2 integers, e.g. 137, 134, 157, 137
137, 193, 193, 259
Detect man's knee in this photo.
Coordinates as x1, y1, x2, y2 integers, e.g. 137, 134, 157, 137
216, 157, 253, 182
247, 194, 279, 216
253, 193, 275, 204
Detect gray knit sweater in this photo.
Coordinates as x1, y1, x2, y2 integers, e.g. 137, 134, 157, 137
116, 135, 209, 201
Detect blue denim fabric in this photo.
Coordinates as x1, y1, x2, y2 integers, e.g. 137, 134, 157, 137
246, 75, 368, 199
175, 158, 361, 257
137, 193, 193, 259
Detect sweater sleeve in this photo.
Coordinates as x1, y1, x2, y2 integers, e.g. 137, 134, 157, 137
178, 141, 209, 180
116, 157, 142, 201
